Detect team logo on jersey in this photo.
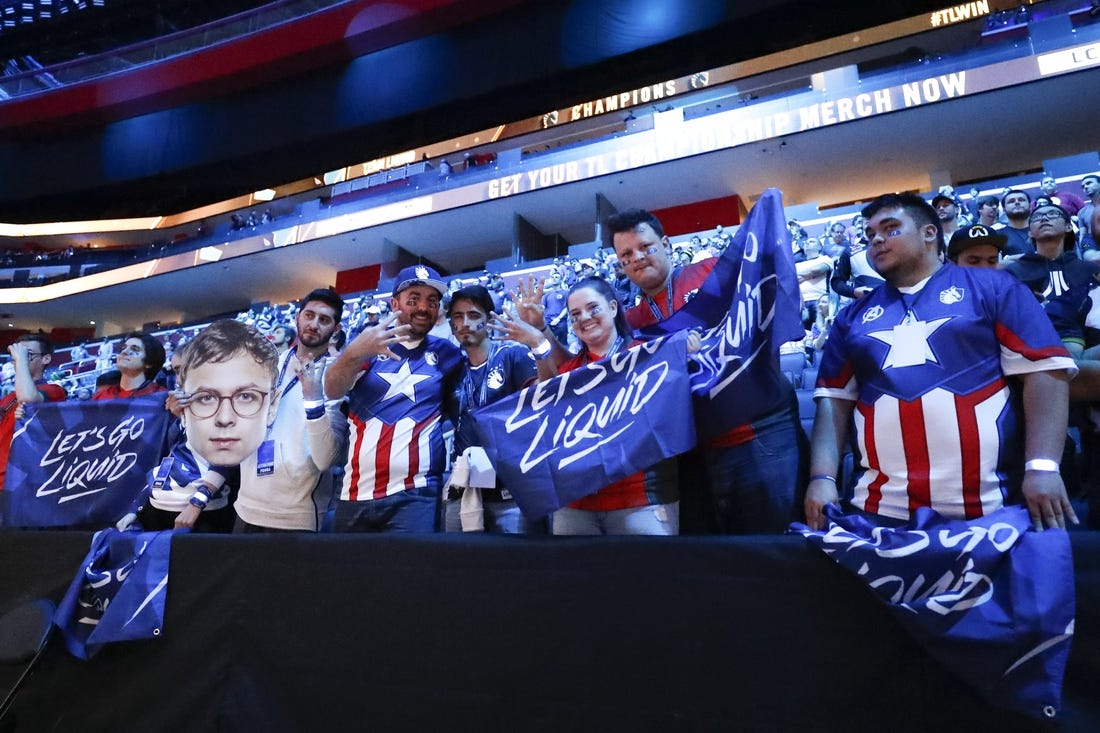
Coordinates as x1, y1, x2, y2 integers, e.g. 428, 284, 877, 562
862, 306, 884, 324
487, 366, 505, 390
939, 286, 964, 305
425, 351, 438, 366
415, 265, 430, 280
683, 288, 699, 304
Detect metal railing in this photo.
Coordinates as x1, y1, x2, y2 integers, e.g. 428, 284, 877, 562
0, 0, 345, 101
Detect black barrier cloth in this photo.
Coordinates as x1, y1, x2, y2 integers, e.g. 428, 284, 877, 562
1, 531, 1098, 732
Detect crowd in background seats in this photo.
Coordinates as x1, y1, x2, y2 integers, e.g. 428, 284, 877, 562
2, 168, 1100, 533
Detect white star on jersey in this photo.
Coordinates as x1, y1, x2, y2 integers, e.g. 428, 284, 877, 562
379, 361, 431, 402
867, 317, 952, 368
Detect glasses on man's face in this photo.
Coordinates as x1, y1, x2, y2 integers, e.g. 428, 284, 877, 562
616, 244, 660, 267
186, 389, 269, 419
22, 351, 42, 360
569, 305, 605, 324
1030, 210, 1066, 224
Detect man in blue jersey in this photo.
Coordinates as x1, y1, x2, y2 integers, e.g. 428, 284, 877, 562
806, 192, 1078, 532
325, 265, 463, 533
443, 285, 540, 533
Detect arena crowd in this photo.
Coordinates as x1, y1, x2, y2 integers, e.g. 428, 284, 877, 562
3, 171, 1100, 537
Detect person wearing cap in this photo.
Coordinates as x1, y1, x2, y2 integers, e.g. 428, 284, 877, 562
324, 265, 463, 533
931, 193, 961, 238
1004, 203, 1098, 304
975, 195, 1000, 228
947, 225, 1006, 269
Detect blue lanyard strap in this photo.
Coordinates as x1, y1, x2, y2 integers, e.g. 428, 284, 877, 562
645, 272, 677, 321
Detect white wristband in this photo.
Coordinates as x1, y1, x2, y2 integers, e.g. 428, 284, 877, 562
1024, 459, 1060, 473
531, 339, 552, 360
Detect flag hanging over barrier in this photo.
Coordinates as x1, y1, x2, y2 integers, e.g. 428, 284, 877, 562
791, 505, 1074, 720
54, 528, 176, 660
473, 333, 694, 519
3, 394, 170, 528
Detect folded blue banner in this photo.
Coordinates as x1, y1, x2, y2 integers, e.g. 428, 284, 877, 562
3, 394, 171, 528
472, 333, 695, 519
790, 505, 1074, 720
54, 528, 177, 660
639, 188, 803, 411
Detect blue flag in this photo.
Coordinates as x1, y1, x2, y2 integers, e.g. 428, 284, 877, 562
791, 505, 1074, 719
54, 528, 176, 660
472, 333, 695, 519
3, 394, 170, 528
639, 188, 803, 428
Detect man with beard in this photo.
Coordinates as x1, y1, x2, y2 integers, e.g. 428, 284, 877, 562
233, 287, 349, 532
443, 285, 539, 533
325, 265, 463, 533
995, 189, 1035, 258
931, 193, 961, 238
270, 324, 295, 354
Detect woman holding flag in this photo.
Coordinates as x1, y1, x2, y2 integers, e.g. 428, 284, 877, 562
495, 276, 696, 535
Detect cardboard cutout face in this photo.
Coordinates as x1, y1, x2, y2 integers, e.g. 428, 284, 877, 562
181, 353, 276, 467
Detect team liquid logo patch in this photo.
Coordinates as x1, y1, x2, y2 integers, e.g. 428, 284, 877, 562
425, 351, 438, 366
487, 366, 505, 390
862, 305, 885, 324
415, 265, 430, 280
939, 286, 964, 305
683, 288, 699, 304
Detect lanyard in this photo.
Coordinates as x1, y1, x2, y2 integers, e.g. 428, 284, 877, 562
276, 350, 306, 402
584, 336, 625, 365
461, 342, 500, 411
645, 273, 676, 322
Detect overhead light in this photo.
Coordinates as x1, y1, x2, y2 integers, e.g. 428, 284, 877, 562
253, 189, 276, 202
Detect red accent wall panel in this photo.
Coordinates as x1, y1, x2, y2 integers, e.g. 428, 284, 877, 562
650, 195, 742, 238
335, 263, 382, 294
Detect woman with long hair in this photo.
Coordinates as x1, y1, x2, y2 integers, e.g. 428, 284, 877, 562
499, 276, 681, 535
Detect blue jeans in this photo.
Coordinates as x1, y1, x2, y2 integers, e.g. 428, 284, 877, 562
331, 487, 438, 533
703, 416, 807, 534
550, 502, 679, 536
443, 498, 544, 534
